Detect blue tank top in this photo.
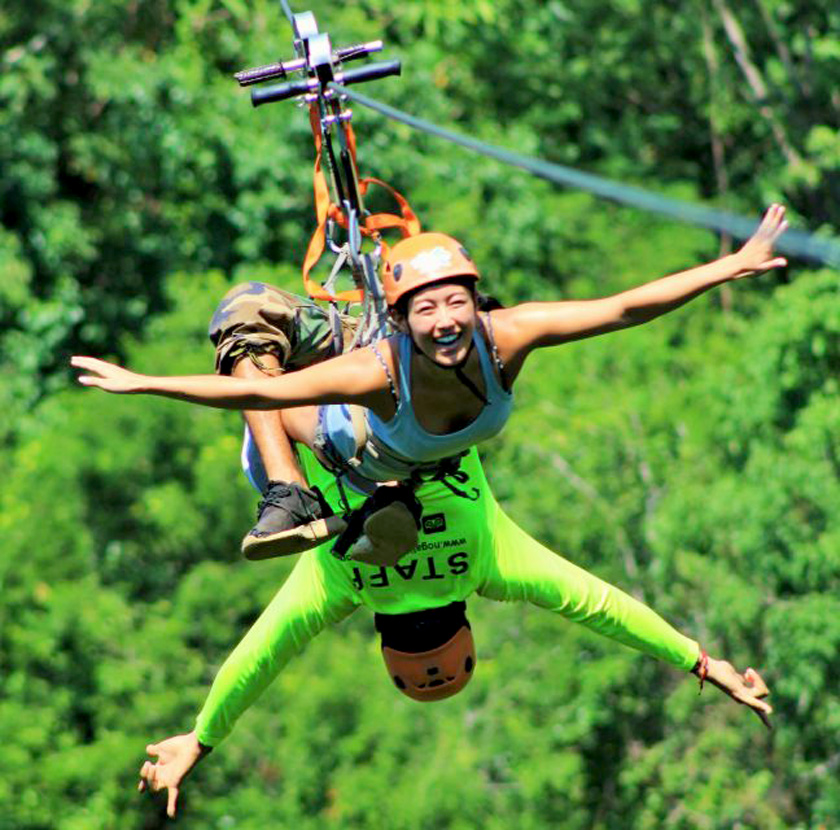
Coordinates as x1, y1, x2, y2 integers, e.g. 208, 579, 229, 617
318, 330, 514, 483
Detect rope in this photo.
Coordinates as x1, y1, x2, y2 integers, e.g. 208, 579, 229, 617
278, 0, 295, 28
330, 83, 840, 268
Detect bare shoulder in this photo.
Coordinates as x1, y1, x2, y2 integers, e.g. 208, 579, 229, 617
374, 334, 401, 367
488, 298, 624, 351
483, 304, 546, 355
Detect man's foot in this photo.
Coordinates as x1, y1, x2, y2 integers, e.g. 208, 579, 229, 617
349, 501, 420, 567
242, 481, 347, 559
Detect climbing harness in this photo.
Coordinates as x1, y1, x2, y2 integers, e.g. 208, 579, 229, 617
234, 15, 481, 543
235, 12, 420, 351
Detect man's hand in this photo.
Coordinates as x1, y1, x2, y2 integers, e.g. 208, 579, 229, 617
138, 731, 211, 818
697, 656, 773, 729
732, 203, 789, 277
71, 356, 146, 394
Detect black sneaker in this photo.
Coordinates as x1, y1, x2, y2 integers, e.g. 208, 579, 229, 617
349, 501, 419, 566
242, 481, 347, 559
331, 484, 422, 567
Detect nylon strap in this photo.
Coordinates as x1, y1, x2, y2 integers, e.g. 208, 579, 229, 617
346, 404, 371, 467
302, 106, 421, 303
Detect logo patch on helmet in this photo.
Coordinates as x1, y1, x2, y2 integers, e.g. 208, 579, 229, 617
409, 246, 453, 278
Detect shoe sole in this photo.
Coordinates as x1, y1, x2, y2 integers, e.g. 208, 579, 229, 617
242, 515, 347, 560
349, 503, 419, 567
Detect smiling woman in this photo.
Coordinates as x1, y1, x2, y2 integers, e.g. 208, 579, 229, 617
72, 205, 790, 560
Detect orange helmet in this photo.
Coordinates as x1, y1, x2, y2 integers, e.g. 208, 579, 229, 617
382, 233, 480, 308
376, 602, 477, 702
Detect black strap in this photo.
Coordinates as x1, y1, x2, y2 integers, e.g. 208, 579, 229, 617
331, 483, 422, 560
481, 312, 511, 393
370, 342, 399, 406
410, 333, 489, 406
408, 454, 479, 501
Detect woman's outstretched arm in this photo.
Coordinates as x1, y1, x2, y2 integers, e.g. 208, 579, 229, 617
71, 343, 391, 411
495, 203, 788, 360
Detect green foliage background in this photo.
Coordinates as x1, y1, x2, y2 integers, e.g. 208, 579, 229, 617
2, 0, 839, 827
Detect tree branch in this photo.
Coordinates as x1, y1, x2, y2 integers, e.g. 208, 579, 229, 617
711, 0, 803, 167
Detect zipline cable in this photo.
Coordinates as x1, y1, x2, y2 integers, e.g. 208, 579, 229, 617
330, 83, 840, 268
279, 0, 296, 28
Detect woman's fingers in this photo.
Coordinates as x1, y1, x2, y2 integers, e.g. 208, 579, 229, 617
70, 356, 107, 374
754, 204, 786, 243
76, 375, 103, 387
734, 204, 789, 276
760, 257, 788, 271
71, 355, 139, 393
71, 356, 113, 385
761, 205, 785, 237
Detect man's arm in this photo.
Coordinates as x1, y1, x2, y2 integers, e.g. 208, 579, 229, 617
479, 505, 772, 724
138, 551, 359, 817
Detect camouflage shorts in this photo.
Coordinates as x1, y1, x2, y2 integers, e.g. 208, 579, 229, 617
208, 281, 358, 375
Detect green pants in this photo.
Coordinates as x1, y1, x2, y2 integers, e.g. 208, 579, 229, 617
195, 448, 700, 746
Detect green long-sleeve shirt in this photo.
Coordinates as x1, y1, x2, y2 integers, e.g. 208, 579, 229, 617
195, 449, 699, 746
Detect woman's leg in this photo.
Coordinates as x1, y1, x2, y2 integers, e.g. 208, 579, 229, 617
232, 352, 308, 486
209, 282, 350, 558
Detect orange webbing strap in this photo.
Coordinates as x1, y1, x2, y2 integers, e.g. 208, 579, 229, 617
302, 107, 421, 302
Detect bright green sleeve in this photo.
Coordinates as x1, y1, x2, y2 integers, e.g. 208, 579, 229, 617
476, 506, 700, 671
194, 551, 359, 747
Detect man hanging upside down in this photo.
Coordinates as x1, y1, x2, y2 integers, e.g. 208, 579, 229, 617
135, 448, 771, 817
124, 272, 772, 819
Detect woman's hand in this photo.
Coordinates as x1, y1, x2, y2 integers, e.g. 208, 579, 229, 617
138, 731, 211, 818
71, 356, 147, 394
732, 203, 789, 277
696, 655, 773, 729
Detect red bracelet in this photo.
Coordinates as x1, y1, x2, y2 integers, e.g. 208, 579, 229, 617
696, 649, 709, 692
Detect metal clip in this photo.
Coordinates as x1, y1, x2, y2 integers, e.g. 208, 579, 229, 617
322, 111, 353, 126
325, 218, 345, 255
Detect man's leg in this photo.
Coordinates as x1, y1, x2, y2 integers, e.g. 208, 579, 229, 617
210, 281, 417, 565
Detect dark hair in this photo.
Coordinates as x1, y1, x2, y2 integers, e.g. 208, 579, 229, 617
375, 601, 469, 653
476, 291, 504, 311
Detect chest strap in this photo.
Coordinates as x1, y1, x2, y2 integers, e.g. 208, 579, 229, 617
339, 404, 478, 499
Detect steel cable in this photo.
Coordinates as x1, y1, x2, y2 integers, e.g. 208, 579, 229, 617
278, 0, 296, 28
331, 83, 840, 267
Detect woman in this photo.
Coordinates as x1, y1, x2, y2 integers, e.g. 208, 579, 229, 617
72, 205, 789, 554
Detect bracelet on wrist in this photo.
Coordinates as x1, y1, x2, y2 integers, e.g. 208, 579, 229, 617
694, 648, 709, 693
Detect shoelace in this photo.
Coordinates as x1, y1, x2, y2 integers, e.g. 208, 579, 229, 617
256, 483, 294, 516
